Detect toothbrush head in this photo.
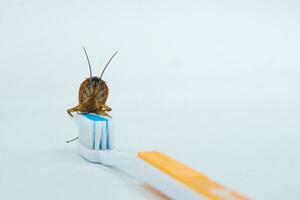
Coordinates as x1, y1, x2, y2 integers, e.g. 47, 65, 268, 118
73, 113, 114, 151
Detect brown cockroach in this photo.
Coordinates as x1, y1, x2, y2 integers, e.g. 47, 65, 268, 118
67, 47, 117, 118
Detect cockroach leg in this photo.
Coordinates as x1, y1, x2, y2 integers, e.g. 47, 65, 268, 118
102, 104, 112, 111
95, 110, 111, 118
67, 103, 88, 117
66, 136, 79, 143
67, 108, 74, 117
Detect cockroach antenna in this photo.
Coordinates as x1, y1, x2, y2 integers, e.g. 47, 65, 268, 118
99, 51, 118, 80
83, 47, 93, 86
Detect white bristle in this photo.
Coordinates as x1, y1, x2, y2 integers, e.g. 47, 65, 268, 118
73, 113, 114, 150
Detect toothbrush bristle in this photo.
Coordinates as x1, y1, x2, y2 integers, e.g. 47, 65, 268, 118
73, 113, 114, 150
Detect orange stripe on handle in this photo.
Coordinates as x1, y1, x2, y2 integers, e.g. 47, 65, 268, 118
138, 151, 249, 200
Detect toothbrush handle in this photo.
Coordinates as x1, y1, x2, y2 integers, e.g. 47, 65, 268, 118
138, 151, 249, 200
98, 151, 248, 199
77, 144, 248, 199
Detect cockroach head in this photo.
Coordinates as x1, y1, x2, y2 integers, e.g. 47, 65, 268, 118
86, 76, 102, 87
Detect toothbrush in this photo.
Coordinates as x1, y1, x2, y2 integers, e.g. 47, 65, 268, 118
72, 113, 249, 200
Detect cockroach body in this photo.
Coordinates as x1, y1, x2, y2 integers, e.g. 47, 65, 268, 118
67, 48, 117, 118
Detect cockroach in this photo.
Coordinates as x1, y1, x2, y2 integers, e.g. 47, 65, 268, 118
67, 47, 117, 118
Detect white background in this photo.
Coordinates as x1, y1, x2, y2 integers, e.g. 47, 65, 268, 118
0, 0, 299, 199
